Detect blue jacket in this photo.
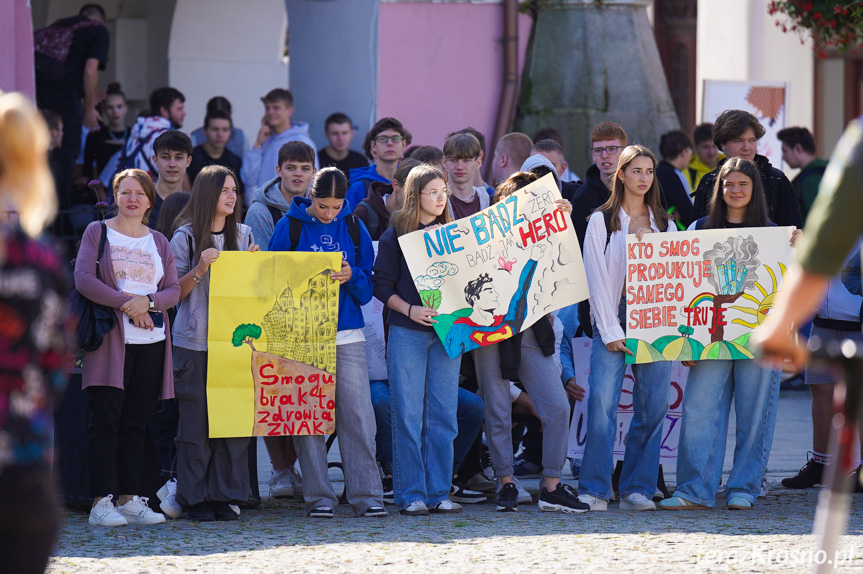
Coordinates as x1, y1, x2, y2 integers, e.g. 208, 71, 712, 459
268, 196, 374, 331
346, 164, 390, 212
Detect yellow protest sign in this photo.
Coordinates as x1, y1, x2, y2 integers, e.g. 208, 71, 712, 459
206, 251, 341, 438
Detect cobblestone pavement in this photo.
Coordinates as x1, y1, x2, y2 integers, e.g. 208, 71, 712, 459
48, 395, 863, 573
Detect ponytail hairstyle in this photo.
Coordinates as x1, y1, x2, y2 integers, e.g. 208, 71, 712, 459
390, 164, 451, 237
178, 165, 240, 263
707, 157, 771, 229
309, 166, 348, 199
0, 91, 56, 236
598, 144, 671, 232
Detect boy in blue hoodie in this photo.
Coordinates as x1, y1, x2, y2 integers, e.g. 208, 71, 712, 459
268, 167, 385, 519
345, 117, 409, 210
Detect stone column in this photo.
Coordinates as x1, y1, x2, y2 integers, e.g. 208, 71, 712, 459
514, 0, 680, 176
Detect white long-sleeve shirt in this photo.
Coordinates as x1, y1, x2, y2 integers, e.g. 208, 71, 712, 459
583, 207, 675, 345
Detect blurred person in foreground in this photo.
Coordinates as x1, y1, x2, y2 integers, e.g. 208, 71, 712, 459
0, 91, 69, 573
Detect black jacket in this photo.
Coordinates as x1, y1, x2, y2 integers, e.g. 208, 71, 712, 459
571, 164, 612, 250
656, 160, 694, 228
692, 154, 803, 228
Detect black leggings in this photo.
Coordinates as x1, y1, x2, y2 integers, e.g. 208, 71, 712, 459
86, 341, 165, 497
0, 464, 58, 574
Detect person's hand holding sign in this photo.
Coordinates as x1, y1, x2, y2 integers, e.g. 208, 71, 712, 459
408, 303, 438, 326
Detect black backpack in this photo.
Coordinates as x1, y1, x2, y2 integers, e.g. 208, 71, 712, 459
356, 200, 381, 239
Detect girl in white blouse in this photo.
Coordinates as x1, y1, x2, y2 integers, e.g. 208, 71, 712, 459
577, 145, 675, 512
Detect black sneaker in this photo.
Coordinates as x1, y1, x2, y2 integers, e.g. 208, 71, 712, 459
782, 455, 826, 489
852, 465, 863, 494
538, 483, 589, 514
309, 506, 334, 518
186, 501, 215, 522
213, 501, 239, 521
450, 484, 487, 504
382, 475, 394, 505
495, 482, 518, 512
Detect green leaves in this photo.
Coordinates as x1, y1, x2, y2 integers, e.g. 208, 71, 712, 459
232, 324, 262, 347
420, 289, 442, 310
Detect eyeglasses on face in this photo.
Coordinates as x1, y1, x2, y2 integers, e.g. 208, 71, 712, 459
590, 145, 621, 156
375, 135, 404, 144
420, 187, 451, 198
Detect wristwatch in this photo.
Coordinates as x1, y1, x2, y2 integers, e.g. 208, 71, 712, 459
147, 294, 155, 309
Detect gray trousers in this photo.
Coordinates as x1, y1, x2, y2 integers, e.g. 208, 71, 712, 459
295, 342, 383, 515
173, 347, 250, 507
473, 328, 569, 479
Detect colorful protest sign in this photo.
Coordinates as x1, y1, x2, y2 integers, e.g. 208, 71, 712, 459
398, 173, 589, 359
207, 251, 342, 438
624, 226, 794, 364
567, 338, 689, 462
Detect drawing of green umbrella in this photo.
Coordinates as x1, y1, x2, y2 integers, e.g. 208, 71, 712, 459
654, 335, 705, 362
625, 339, 665, 364
700, 340, 754, 360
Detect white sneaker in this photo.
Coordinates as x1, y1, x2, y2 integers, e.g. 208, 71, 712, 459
429, 499, 463, 514
116, 496, 166, 524
269, 469, 293, 498
156, 479, 182, 519
229, 504, 241, 516
400, 500, 429, 516
89, 495, 128, 526
286, 466, 303, 496
620, 492, 657, 511
760, 477, 770, 497
578, 494, 608, 512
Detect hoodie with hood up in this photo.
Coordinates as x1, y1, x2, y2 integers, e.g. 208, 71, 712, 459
241, 122, 318, 196
346, 164, 390, 212
244, 176, 292, 250
123, 115, 172, 177
520, 154, 563, 192
268, 196, 374, 332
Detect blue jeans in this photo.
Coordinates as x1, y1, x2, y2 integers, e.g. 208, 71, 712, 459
578, 300, 671, 501
387, 325, 460, 509
674, 359, 780, 506
370, 383, 484, 476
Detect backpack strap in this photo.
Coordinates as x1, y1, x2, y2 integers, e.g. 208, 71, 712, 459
96, 221, 108, 279
602, 209, 614, 252
288, 217, 302, 251
345, 214, 362, 263
357, 200, 379, 239
267, 204, 285, 229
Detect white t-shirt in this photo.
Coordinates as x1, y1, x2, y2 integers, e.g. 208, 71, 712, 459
336, 328, 366, 346
108, 228, 166, 344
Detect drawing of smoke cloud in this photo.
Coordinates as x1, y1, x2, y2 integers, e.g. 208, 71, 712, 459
414, 262, 459, 310
704, 235, 760, 295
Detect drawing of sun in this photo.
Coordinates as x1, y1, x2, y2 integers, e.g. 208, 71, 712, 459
729, 262, 786, 328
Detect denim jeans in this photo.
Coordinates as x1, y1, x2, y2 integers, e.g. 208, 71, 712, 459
578, 299, 671, 501
674, 359, 780, 506
387, 325, 460, 509
295, 342, 383, 515
371, 381, 484, 476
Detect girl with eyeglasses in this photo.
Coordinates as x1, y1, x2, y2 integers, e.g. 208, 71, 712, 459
371, 164, 463, 516
268, 166, 386, 519
578, 145, 675, 512
660, 157, 801, 511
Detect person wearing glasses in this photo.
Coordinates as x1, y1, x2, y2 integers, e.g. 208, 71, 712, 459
442, 133, 491, 220
372, 165, 463, 516
242, 88, 318, 194
345, 117, 409, 210
571, 122, 628, 250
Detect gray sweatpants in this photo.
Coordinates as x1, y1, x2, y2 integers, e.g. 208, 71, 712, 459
295, 342, 383, 515
473, 327, 569, 479
173, 346, 250, 507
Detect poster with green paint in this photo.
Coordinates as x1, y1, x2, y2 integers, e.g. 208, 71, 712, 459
624, 226, 795, 364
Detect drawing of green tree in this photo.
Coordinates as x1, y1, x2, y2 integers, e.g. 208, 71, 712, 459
232, 323, 262, 351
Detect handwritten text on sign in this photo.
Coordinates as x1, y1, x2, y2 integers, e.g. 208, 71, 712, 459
399, 173, 589, 359
624, 227, 794, 364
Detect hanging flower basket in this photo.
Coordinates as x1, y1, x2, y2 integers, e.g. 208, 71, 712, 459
768, 1, 863, 56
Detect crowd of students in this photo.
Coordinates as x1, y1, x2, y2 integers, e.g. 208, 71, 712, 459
25, 41, 861, 525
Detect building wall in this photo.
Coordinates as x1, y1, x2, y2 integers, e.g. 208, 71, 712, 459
377, 1, 532, 152
168, 0, 289, 143
696, 0, 814, 161
0, 0, 35, 98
